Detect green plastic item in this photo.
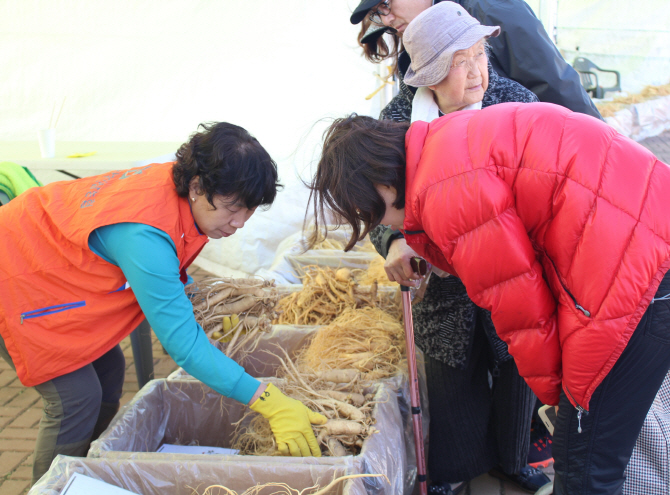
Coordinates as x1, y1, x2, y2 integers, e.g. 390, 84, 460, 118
0, 161, 42, 202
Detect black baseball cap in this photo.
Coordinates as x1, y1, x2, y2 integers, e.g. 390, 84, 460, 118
361, 23, 390, 44
350, 0, 380, 24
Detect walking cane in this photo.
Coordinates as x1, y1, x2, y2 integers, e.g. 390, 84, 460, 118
402, 257, 429, 495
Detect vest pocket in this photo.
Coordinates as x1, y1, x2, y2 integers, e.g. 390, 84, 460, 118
20, 301, 86, 324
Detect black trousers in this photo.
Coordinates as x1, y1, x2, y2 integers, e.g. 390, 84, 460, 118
425, 317, 536, 482
553, 272, 670, 495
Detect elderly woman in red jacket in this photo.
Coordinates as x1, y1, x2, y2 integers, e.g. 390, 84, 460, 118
307, 102, 670, 495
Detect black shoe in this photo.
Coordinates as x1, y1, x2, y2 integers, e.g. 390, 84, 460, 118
428, 481, 465, 495
489, 465, 551, 493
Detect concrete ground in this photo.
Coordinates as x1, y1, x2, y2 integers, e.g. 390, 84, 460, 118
2, 131, 669, 494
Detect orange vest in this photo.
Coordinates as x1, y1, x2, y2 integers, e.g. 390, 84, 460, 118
0, 163, 208, 386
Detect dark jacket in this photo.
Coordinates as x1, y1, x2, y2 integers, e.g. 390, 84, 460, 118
371, 67, 537, 369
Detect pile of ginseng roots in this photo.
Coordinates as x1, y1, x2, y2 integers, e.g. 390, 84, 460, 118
308, 231, 377, 252
596, 82, 670, 117
188, 277, 279, 360
231, 306, 406, 457
354, 255, 395, 287
273, 266, 400, 326
196, 473, 387, 495
306, 232, 394, 286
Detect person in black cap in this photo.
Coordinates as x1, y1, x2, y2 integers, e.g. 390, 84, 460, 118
351, 0, 601, 119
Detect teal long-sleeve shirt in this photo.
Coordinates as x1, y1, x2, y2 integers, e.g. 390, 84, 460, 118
88, 222, 261, 404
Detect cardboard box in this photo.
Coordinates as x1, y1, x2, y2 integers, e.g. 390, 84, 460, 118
30, 455, 357, 495
88, 379, 409, 494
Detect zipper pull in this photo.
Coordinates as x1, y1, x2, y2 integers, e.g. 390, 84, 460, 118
565, 386, 588, 433
20, 315, 24, 325
492, 363, 500, 377
577, 409, 583, 433
575, 304, 591, 317
576, 406, 588, 433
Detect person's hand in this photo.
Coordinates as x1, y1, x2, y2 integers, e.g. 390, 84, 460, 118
384, 237, 422, 287
249, 383, 327, 457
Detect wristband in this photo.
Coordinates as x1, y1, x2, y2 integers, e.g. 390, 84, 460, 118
380, 228, 405, 258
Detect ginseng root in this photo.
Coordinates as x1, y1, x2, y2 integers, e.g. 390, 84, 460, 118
321, 390, 366, 408
315, 369, 360, 384
315, 399, 365, 422
320, 419, 369, 436
326, 437, 347, 457
214, 295, 258, 315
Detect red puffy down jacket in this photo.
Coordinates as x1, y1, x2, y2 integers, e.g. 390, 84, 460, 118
402, 102, 670, 409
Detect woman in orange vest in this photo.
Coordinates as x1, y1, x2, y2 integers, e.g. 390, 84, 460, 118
0, 122, 326, 485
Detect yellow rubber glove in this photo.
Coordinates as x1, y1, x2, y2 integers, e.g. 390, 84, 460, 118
250, 383, 327, 457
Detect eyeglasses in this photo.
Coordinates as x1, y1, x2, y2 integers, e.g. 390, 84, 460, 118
450, 46, 488, 72
368, 1, 391, 25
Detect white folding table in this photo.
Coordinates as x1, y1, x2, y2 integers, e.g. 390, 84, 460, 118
0, 141, 181, 172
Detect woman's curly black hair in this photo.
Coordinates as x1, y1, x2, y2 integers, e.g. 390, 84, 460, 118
173, 122, 282, 209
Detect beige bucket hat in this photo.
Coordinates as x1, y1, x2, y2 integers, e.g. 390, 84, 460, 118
403, 2, 501, 87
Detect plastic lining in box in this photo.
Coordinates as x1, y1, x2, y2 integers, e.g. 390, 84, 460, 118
88, 379, 410, 494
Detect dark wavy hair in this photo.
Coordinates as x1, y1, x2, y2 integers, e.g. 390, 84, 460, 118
306, 114, 409, 251
173, 122, 281, 209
